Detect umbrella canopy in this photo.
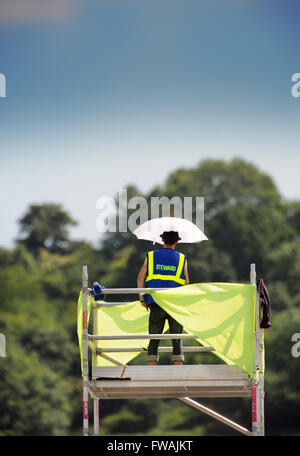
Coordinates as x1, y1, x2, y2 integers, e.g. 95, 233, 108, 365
133, 217, 208, 244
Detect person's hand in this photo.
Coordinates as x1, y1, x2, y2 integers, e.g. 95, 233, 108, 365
140, 300, 149, 311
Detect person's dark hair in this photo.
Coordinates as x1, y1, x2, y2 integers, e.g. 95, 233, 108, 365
160, 231, 181, 245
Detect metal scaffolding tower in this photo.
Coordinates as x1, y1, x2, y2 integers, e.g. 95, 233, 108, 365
81, 263, 265, 436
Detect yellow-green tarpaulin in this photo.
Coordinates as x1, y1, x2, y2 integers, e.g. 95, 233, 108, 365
77, 282, 256, 377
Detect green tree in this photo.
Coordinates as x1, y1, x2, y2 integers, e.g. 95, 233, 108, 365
0, 343, 74, 436
284, 201, 300, 235
17, 203, 77, 256
264, 238, 300, 311
208, 204, 296, 279
158, 158, 282, 219
264, 307, 300, 435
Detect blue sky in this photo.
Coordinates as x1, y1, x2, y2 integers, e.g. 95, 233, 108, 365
0, 0, 300, 248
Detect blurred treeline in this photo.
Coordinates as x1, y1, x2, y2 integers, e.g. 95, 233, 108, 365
0, 158, 300, 436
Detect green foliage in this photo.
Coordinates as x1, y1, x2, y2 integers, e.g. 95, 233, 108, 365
157, 401, 200, 431
0, 331, 75, 436
102, 408, 142, 434
208, 204, 296, 279
160, 158, 282, 218
102, 399, 157, 434
179, 241, 237, 283
0, 158, 299, 436
284, 201, 300, 235
17, 203, 77, 255
264, 307, 300, 435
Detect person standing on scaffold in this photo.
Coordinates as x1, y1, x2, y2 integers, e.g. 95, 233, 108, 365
137, 231, 189, 366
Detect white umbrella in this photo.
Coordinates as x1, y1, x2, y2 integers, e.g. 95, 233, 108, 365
133, 217, 208, 245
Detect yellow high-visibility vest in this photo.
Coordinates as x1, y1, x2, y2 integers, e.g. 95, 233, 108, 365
146, 250, 186, 286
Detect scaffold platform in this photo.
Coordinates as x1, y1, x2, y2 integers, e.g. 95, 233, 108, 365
90, 364, 251, 399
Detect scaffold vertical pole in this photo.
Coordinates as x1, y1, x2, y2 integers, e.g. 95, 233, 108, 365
250, 263, 258, 436
82, 265, 89, 436
258, 283, 265, 436
93, 304, 100, 436
250, 263, 264, 436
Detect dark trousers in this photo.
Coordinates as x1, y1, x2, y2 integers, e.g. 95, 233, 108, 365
147, 302, 184, 362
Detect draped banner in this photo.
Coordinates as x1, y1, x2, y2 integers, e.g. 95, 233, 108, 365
77, 283, 256, 377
